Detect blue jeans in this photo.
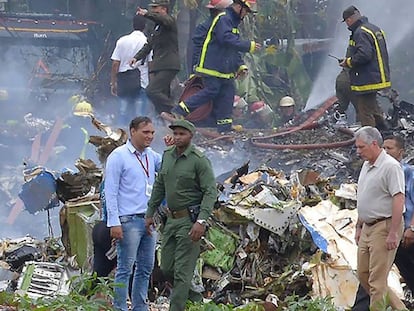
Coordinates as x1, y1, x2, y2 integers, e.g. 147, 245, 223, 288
114, 215, 157, 311
137, 89, 155, 117
119, 89, 154, 126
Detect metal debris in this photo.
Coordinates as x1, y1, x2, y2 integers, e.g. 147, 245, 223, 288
1, 108, 414, 310
16, 261, 70, 299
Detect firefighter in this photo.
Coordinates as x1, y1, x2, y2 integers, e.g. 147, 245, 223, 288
242, 100, 277, 129
171, 0, 261, 133
278, 96, 297, 125
339, 5, 390, 130
191, 0, 233, 73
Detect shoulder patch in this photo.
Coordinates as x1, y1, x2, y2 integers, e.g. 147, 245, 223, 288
193, 148, 205, 158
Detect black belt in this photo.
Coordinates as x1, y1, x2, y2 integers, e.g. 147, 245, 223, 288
119, 213, 146, 223
365, 217, 391, 226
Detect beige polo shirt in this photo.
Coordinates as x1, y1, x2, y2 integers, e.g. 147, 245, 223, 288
357, 149, 405, 223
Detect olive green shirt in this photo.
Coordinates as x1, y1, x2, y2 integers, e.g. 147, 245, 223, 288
147, 144, 217, 221
134, 12, 180, 72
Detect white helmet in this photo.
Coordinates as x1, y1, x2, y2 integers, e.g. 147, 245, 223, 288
279, 96, 295, 107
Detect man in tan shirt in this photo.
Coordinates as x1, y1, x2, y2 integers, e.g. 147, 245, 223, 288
354, 126, 406, 311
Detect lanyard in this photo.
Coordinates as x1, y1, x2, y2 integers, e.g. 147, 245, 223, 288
135, 152, 149, 178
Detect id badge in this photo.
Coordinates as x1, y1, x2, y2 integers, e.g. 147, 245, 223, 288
146, 181, 153, 197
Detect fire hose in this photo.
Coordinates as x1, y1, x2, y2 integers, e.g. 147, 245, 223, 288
251, 127, 355, 150
161, 95, 355, 149
250, 96, 356, 150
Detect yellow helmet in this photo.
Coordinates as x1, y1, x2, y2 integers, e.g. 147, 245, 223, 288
68, 94, 85, 105
235, 0, 256, 12
279, 96, 295, 107
73, 100, 93, 116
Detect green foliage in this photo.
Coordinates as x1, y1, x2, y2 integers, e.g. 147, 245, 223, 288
0, 291, 19, 307
186, 301, 265, 311
186, 301, 235, 311
185, 295, 338, 311
281, 294, 337, 311
236, 3, 316, 109
370, 293, 407, 311
0, 273, 116, 311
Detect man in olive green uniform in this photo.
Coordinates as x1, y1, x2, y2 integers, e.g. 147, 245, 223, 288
131, 0, 180, 114
145, 120, 217, 311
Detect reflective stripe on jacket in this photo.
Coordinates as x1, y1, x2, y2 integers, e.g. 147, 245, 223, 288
347, 17, 391, 94
195, 8, 253, 79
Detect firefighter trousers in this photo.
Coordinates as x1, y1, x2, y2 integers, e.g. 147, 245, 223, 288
355, 92, 386, 129
335, 70, 357, 116
183, 76, 235, 132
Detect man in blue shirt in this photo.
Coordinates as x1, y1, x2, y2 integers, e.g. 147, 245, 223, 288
383, 135, 414, 291
352, 134, 414, 311
105, 116, 163, 311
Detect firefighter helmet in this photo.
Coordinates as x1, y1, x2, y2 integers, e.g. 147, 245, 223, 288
279, 96, 295, 107
235, 0, 257, 12
250, 101, 273, 119
68, 94, 85, 106
206, 0, 233, 9
233, 95, 248, 109
149, 0, 170, 7
73, 100, 93, 116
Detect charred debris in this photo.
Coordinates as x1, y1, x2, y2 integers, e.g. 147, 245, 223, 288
0, 96, 414, 310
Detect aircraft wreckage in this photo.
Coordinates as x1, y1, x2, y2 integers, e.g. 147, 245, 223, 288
0, 95, 414, 310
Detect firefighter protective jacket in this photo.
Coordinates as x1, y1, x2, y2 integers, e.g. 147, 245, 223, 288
134, 12, 180, 72
346, 16, 391, 94
195, 7, 255, 79
192, 17, 212, 72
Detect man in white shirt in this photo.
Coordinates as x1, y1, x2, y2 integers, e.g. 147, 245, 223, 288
354, 126, 407, 311
111, 15, 151, 126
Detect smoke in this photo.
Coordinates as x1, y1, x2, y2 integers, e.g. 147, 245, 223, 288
305, 0, 414, 110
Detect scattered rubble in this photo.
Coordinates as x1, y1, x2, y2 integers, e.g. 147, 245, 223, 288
0, 101, 414, 310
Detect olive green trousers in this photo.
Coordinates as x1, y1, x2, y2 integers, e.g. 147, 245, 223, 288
161, 217, 202, 311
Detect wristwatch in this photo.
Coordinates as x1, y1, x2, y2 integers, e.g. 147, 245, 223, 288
196, 219, 207, 226
410, 225, 414, 232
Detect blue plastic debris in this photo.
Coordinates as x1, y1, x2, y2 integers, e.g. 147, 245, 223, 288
18, 170, 60, 214
298, 213, 329, 253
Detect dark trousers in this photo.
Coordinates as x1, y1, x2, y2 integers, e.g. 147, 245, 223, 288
335, 70, 357, 116
395, 243, 414, 293
355, 92, 386, 129
146, 70, 178, 114
184, 76, 235, 132
352, 284, 370, 311
92, 221, 116, 277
